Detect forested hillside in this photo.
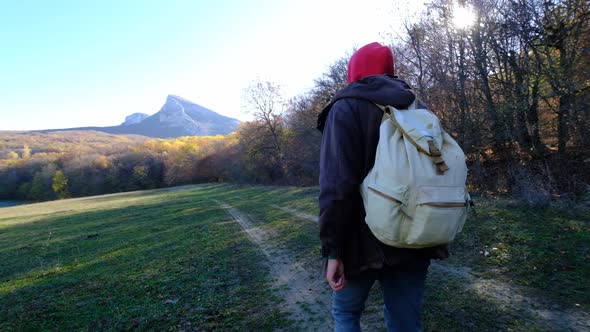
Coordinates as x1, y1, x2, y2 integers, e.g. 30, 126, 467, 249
1, 0, 588, 204
390, 0, 590, 202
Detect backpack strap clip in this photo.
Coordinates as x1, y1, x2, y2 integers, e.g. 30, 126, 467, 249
427, 140, 449, 174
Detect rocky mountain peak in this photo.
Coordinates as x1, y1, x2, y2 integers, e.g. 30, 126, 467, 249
46, 95, 240, 138
121, 113, 149, 126
157, 96, 201, 134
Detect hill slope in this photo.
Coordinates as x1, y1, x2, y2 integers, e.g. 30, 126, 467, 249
0, 130, 149, 160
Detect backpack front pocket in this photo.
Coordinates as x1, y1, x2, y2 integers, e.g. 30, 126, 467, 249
405, 186, 468, 246
363, 183, 410, 246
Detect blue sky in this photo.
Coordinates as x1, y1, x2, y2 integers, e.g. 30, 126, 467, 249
1, 0, 424, 130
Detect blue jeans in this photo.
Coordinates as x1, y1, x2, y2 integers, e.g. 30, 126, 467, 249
332, 259, 430, 332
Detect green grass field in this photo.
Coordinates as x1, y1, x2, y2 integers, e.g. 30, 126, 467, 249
1, 184, 588, 331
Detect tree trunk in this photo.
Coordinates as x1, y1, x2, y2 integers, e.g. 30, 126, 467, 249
457, 35, 469, 147
527, 76, 545, 156
557, 93, 572, 156
471, 25, 506, 154
506, 51, 533, 150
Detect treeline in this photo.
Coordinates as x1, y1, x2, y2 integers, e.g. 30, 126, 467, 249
0, 135, 223, 200
390, 0, 590, 203
1, 0, 589, 203
236, 0, 590, 203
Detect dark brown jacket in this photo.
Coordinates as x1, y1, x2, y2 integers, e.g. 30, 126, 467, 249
318, 75, 448, 276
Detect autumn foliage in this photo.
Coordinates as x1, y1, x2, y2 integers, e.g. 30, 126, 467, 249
1, 0, 589, 203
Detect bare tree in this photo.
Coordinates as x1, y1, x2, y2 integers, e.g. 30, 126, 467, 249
243, 80, 288, 182
534, 0, 590, 156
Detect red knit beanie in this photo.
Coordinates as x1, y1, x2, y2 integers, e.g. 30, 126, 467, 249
347, 42, 395, 83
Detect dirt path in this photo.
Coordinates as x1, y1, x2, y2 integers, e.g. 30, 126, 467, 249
431, 263, 590, 331
214, 200, 333, 331
278, 205, 590, 332
273, 205, 319, 223
271, 205, 385, 331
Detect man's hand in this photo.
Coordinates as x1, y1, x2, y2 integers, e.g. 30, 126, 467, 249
326, 258, 346, 291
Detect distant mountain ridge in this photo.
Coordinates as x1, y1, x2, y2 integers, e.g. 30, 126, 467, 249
38, 95, 240, 138
122, 113, 149, 126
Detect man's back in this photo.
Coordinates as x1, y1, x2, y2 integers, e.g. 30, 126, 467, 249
318, 42, 447, 331
318, 75, 448, 276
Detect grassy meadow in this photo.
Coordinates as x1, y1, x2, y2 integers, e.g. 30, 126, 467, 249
0, 184, 588, 331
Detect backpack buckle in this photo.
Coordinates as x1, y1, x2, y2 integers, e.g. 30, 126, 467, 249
427, 140, 449, 174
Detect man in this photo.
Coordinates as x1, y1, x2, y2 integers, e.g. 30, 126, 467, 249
317, 42, 448, 331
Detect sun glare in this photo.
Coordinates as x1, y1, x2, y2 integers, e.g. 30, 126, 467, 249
452, 3, 476, 29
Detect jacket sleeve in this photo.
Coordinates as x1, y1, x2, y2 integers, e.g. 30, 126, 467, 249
319, 100, 365, 259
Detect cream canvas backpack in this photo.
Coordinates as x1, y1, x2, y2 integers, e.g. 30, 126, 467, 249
360, 100, 470, 248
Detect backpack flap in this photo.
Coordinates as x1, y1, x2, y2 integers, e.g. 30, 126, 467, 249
376, 102, 449, 174
391, 107, 443, 154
